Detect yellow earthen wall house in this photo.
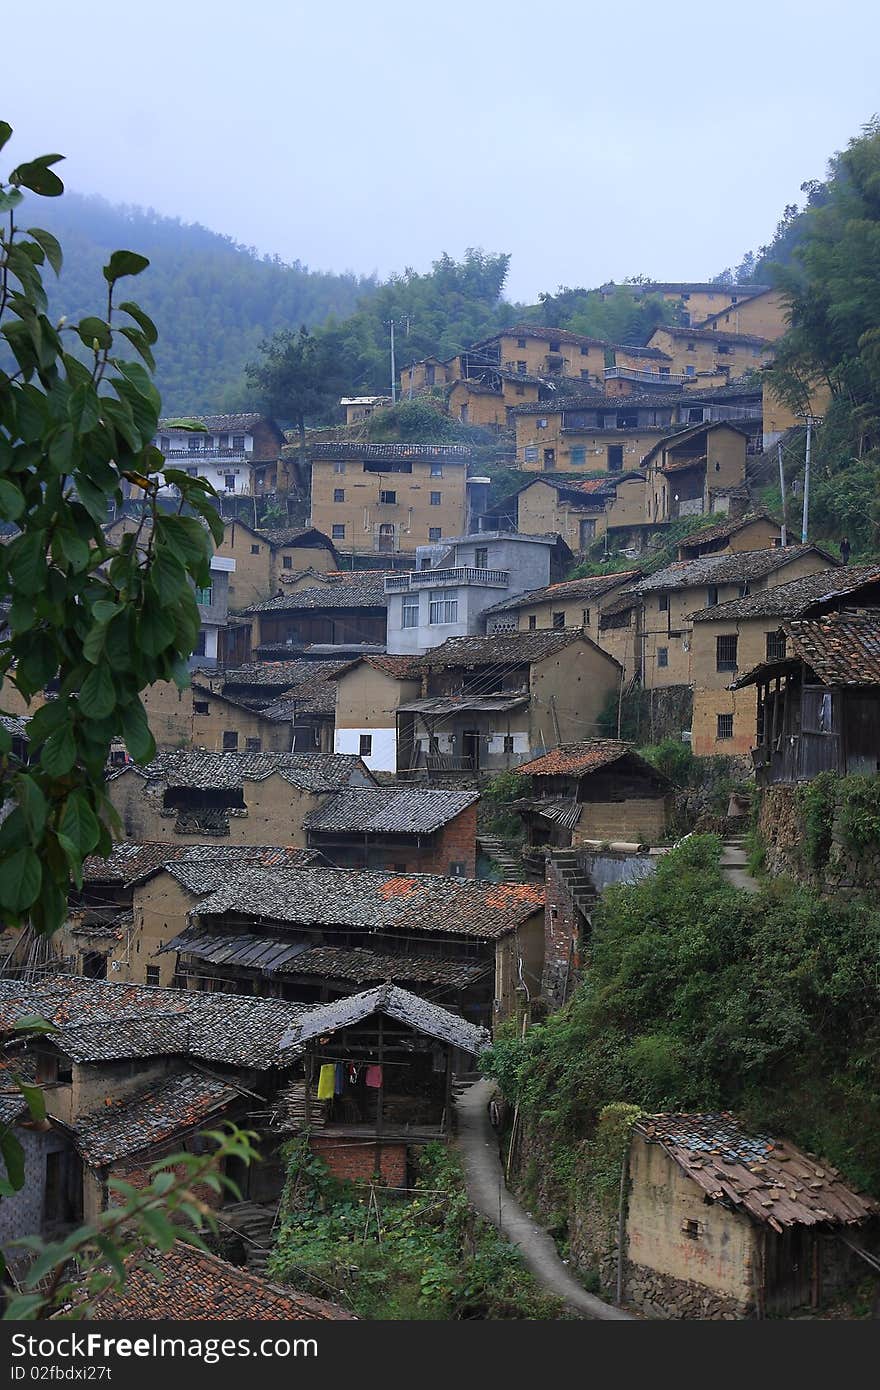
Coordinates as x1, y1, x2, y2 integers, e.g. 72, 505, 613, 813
308, 446, 469, 555
515, 412, 664, 473
762, 379, 833, 447
624, 1133, 758, 1314
699, 289, 789, 341
215, 522, 337, 611
515, 479, 609, 550
645, 424, 747, 525
446, 381, 508, 430
469, 329, 608, 385
107, 767, 322, 847
399, 357, 456, 397
333, 660, 422, 772
648, 326, 772, 381
190, 688, 294, 754
489, 575, 640, 653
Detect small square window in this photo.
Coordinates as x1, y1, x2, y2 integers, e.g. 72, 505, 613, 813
580, 345, 589, 356
332, 524, 345, 539
515, 385, 525, 396
430, 491, 442, 505
548, 341, 560, 353
223, 731, 238, 751
570, 446, 586, 467
251, 544, 260, 555
283, 554, 293, 569
716, 634, 738, 671
766, 630, 787, 662
430, 463, 443, 477
717, 713, 734, 740
359, 734, 373, 757
380, 489, 396, 505
552, 612, 565, 630
657, 647, 669, 668
333, 460, 346, 474
517, 337, 527, 348
517, 361, 527, 375
659, 594, 669, 612
246, 737, 262, 752
232, 435, 245, 450
334, 488, 345, 502
193, 700, 209, 715
524, 446, 539, 463
146, 966, 160, 987
536, 418, 548, 429
528, 615, 537, 630
428, 527, 442, 541
449, 860, 467, 877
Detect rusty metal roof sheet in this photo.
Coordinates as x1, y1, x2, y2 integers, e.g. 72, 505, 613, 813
637, 1113, 878, 1231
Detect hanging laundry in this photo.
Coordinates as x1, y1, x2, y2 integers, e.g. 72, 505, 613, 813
335, 1062, 345, 1096
365, 1064, 383, 1089
348, 1063, 360, 1086
317, 1063, 335, 1100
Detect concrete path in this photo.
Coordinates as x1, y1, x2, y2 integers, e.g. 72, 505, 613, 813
455, 1080, 633, 1320
720, 838, 760, 894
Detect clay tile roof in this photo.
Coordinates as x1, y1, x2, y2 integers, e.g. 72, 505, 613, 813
157, 413, 273, 433
303, 786, 478, 835
678, 511, 778, 553
80, 841, 184, 887
115, 749, 372, 792
691, 562, 880, 622
417, 629, 615, 668
256, 526, 336, 549
85, 1242, 353, 1320
283, 982, 490, 1055
330, 653, 423, 681
638, 545, 835, 594
483, 571, 640, 615
636, 1113, 878, 1231
243, 571, 390, 613
192, 866, 544, 940
784, 611, 880, 685
222, 659, 349, 688
517, 739, 636, 777
290, 442, 471, 462
651, 324, 774, 347
75, 1070, 240, 1166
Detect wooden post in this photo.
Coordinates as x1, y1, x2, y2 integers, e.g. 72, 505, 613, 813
443, 1047, 453, 1138
303, 1050, 312, 1129
374, 1015, 385, 1182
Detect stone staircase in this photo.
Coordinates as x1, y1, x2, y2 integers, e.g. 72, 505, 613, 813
548, 849, 598, 920
478, 834, 524, 882
220, 1201, 278, 1278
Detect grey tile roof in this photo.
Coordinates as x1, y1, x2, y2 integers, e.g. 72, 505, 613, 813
677, 511, 778, 553
482, 571, 640, 615
165, 846, 316, 897
296, 442, 471, 462
0, 976, 310, 1069
193, 865, 545, 940
303, 787, 478, 835
117, 750, 372, 792
281, 982, 489, 1056
222, 659, 349, 689
243, 572, 390, 613
691, 563, 880, 621
636, 545, 836, 594
157, 413, 276, 434
256, 527, 337, 550
418, 628, 610, 667
75, 1070, 241, 1166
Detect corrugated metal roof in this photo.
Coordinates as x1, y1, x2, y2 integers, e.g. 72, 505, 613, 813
303, 786, 478, 835
637, 1113, 878, 1231
282, 982, 489, 1055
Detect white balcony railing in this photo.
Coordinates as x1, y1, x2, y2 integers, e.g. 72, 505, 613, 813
605, 367, 689, 385
385, 567, 510, 593
162, 449, 250, 462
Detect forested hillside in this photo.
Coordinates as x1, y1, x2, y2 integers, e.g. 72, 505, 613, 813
27, 193, 376, 413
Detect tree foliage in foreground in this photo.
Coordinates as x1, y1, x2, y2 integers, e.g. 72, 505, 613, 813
0, 122, 222, 939
483, 835, 880, 1191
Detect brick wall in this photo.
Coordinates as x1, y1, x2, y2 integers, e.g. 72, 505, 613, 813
418, 803, 478, 877
310, 1136, 408, 1187
542, 858, 583, 1009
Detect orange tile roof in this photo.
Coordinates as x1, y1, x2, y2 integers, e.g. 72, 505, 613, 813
518, 739, 633, 777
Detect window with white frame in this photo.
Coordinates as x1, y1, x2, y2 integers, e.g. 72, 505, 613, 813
402, 597, 419, 628
524, 446, 538, 463
429, 590, 458, 624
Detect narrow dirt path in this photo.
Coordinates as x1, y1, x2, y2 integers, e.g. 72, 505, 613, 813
455, 1080, 633, 1320
720, 838, 760, 893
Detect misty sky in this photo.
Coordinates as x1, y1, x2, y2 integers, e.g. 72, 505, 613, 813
5, 0, 879, 301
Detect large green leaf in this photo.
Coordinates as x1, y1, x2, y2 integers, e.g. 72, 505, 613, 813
103, 250, 150, 283
79, 663, 116, 718
0, 847, 42, 912
58, 792, 100, 855
120, 700, 155, 763
26, 227, 63, 276
40, 725, 76, 776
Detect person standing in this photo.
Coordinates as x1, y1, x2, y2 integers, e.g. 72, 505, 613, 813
840, 536, 851, 564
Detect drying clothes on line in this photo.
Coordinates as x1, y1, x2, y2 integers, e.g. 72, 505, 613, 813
348, 1064, 360, 1086
317, 1063, 336, 1100
364, 1064, 383, 1089
335, 1062, 346, 1096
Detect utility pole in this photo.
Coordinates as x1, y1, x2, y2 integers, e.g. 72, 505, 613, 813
777, 441, 788, 547
799, 415, 822, 544
389, 318, 397, 405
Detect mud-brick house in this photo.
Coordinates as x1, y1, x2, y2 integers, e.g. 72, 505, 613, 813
646, 325, 774, 384
165, 865, 545, 1025
85, 1242, 352, 1320
482, 573, 641, 653
397, 630, 622, 775
0, 976, 312, 1242
303, 786, 479, 876
214, 519, 339, 611
643, 422, 748, 525
106, 749, 374, 845
499, 473, 649, 553
634, 543, 837, 696
242, 571, 389, 654
60, 842, 314, 987
275, 984, 488, 1187
622, 1113, 878, 1319
331, 654, 423, 772
676, 511, 782, 561
516, 740, 673, 846
688, 561, 880, 757
731, 610, 880, 784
